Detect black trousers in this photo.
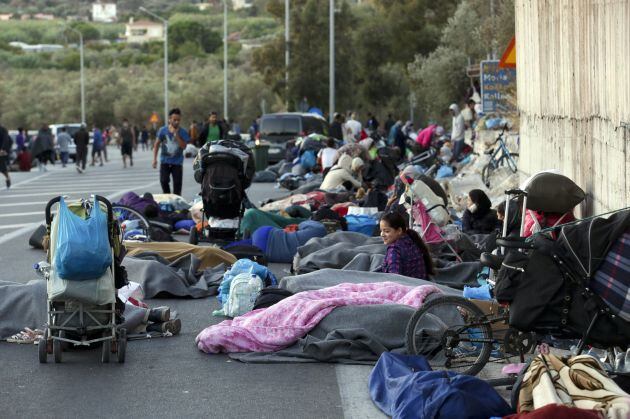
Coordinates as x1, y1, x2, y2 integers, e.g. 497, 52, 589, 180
160, 163, 183, 196
76, 146, 87, 170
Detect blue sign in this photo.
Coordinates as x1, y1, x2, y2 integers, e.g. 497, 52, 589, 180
480, 60, 516, 114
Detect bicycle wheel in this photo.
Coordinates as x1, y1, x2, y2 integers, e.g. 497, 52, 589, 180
112, 204, 151, 230
482, 163, 495, 187
406, 295, 493, 376
506, 152, 519, 173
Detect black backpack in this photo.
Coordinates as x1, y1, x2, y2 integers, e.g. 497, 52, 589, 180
202, 157, 244, 219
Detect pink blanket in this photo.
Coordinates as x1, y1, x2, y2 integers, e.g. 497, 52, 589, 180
196, 282, 441, 354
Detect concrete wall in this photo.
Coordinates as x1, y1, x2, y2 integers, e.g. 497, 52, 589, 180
515, 0, 629, 215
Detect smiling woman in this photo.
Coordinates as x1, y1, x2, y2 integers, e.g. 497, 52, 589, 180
378, 211, 435, 280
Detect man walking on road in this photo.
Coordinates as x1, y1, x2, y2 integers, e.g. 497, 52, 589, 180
56, 126, 72, 168
0, 124, 12, 188
73, 124, 89, 173
91, 125, 104, 166
198, 111, 225, 146
120, 119, 136, 168
153, 108, 190, 196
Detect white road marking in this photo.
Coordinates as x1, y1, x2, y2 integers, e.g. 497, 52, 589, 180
0, 222, 40, 245
0, 223, 37, 230
0, 189, 121, 198
335, 365, 386, 419
7, 172, 51, 188
0, 201, 47, 207
0, 211, 43, 218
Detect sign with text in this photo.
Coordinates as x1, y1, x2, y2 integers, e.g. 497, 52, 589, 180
480, 60, 516, 114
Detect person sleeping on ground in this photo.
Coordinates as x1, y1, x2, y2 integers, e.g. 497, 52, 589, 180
462, 189, 499, 235
378, 211, 435, 279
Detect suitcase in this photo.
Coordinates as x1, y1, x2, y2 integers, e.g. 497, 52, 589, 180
18, 151, 32, 171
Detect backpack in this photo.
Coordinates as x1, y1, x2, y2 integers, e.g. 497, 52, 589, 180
201, 159, 244, 219
223, 273, 263, 317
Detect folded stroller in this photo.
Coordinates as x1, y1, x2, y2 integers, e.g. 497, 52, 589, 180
38, 195, 127, 364
191, 140, 255, 245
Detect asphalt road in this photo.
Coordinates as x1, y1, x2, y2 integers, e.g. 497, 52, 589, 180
0, 147, 385, 419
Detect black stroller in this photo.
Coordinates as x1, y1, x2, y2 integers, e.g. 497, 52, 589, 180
406, 203, 630, 376
190, 140, 255, 245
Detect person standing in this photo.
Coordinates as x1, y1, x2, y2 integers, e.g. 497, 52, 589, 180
384, 114, 395, 134
449, 103, 466, 162
15, 127, 26, 152
32, 125, 54, 172
140, 126, 149, 151
461, 99, 477, 143
56, 126, 72, 168
102, 127, 109, 162
0, 124, 12, 188
198, 111, 224, 145
248, 118, 259, 139
73, 124, 89, 173
366, 112, 379, 133
188, 121, 199, 147
120, 119, 136, 168
345, 112, 362, 142
91, 125, 104, 166
152, 108, 190, 196
329, 113, 344, 141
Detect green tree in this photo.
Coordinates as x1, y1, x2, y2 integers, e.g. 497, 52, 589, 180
168, 20, 221, 55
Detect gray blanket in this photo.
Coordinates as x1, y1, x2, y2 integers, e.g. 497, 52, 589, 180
122, 253, 226, 299
294, 232, 482, 289
297, 231, 383, 258
0, 280, 47, 339
280, 269, 462, 295
0, 280, 165, 340
231, 270, 462, 364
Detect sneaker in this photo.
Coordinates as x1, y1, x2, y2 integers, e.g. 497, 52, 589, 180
148, 306, 170, 323
5, 179, 10, 189
76, 167, 83, 174
147, 318, 181, 335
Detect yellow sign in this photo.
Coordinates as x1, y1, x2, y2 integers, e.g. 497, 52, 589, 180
499, 36, 516, 69
150, 112, 159, 124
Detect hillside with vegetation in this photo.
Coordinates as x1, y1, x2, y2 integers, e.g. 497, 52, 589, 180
0, 0, 514, 130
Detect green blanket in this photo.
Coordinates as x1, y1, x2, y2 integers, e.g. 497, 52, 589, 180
240, 208, 307, 237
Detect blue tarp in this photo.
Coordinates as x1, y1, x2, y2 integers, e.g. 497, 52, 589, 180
368, 352, 513, 419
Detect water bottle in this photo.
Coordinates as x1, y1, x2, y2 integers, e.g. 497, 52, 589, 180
34, 261, 51, 278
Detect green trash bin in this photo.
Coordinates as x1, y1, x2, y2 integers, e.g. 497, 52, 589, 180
253, 144, 269, 171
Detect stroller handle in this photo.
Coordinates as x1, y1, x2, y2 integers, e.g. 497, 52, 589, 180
495, 236, 536, 250
45, 195, 113, 226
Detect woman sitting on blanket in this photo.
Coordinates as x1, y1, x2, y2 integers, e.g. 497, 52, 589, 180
378, 211, 435, 279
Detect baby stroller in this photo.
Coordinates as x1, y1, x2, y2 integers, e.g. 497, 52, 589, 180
405, 208, 630, 377
190, 140, 255, 245
38, 195, 127, 364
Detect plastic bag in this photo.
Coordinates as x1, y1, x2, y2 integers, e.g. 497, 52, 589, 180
54, 197, 112, 281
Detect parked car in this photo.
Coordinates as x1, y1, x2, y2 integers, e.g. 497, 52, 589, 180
258, 113, 329, 163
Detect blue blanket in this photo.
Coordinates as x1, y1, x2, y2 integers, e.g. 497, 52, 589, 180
369, 352, 512, 419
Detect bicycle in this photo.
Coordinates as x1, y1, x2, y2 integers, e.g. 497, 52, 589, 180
482, 126, 519, 187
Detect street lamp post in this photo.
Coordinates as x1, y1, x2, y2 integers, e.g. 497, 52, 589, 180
223, 0, 228, 120
329, 0, 334, 123
285, 0, 289, 110
66, 27, 85, 125
139, 7, 168, 125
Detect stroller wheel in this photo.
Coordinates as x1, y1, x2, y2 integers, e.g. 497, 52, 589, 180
117, 328, 127, 364
38, 337, 48, 364
53, 331, 64, 363
405, 295, 493, 376
189, 227, 199, 245
101, 337, 111, 363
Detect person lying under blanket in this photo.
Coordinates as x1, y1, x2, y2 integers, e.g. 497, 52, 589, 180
378, 211, 436, 279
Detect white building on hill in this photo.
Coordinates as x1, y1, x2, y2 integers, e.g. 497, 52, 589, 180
92, 2, 117, 23
124, 18, 164, 44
